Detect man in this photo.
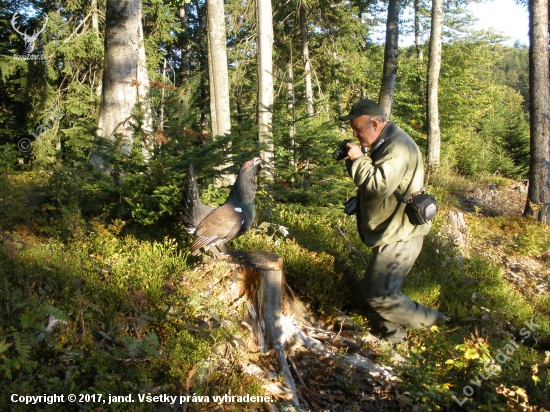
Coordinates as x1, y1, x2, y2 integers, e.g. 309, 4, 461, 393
339, 98, 444, 343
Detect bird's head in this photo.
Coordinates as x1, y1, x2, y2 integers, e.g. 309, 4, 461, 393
229, 157, 262, 203
241, 157, 262, 173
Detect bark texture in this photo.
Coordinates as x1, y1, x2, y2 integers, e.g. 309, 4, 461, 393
287, 58, 296, 166
91, 0, 98, 32
179, 4, 191, 83
524, 0, 550, 224
207, 0, 231, 138
378, 0, 401, 118
300, 5, 314, 117
90, 0, 151, 172
426, 0, 443, 171
414, 0, 426, 131
256, 0, 274, 175
414, 0, 423, 63
198, 4, 208, 134
207, 0, 233, 186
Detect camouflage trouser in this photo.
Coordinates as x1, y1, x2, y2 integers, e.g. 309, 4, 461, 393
363, 235, 441, 343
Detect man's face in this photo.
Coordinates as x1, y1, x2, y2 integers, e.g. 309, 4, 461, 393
349, 115, 378, 147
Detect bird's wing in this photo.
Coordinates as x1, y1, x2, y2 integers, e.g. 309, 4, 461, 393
181, 163, 215, 233
190, 204, 251, 255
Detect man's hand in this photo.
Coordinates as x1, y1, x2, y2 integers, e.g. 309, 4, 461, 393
346, 142, 365, 161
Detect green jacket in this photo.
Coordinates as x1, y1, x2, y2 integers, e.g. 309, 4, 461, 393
345, 122, 431, 247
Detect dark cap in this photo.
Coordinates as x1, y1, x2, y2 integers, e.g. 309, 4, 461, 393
338, 99, 383, 121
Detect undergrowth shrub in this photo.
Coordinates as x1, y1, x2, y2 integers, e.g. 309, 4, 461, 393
231, 198, 374, 315
0, 219, 267, 410
0, 144, 18, 173
234, 231, 349, 315
2, 161, 549, 410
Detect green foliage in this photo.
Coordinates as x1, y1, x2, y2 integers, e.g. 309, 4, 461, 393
270, 116, 354, 206
468, 215, 550, 260
394, 210, 550, 409
394, 37, 530, 180
0, 0, 541, 409
513, 220, 550, 258
491, 44, 529, 113
230, 198, 370, 314
0, 144, 18, 172
0, 204, 259, 409
2, 160, 550, 410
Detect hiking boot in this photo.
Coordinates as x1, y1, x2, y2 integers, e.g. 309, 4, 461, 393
433, 312, 445, 325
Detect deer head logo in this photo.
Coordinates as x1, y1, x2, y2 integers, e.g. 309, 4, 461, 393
11, 12, 48, 54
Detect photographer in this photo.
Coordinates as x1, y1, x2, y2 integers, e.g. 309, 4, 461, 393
338, 99, 444, 343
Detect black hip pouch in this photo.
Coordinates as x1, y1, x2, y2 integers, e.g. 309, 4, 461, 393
403, 192, 437, 225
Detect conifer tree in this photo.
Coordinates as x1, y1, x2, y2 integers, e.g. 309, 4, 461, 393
300, 4, 314, 117
207, 0, 230, 137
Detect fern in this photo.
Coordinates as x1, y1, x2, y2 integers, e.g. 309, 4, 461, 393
13, 333, 31, 360
0, 340, 12, 356
122, 333, 161, 359
41, 306, 67, 322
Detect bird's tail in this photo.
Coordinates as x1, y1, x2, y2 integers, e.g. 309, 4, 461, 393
181, 163, 214, 234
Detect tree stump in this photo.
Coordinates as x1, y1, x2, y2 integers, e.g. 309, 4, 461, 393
442, 211, 469, 265
220, 251, 300, 407
445, 211, 469, 250
210, 250, 397, 409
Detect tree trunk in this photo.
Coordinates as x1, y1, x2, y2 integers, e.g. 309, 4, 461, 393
207, 0, 233, 185
160, 59, 167, 131
337, 79, 346, 134
426, 0, 443, 171
287, 53, 296, 167
179, 4, 191, 84
415, 0, 426, 133
232, 252, 300, 407
524, 0, 550, 224
256, 0, 274, 177
197, 1, 209, 134
91, 0, 99, 32
90, 0, 152, 173
207, 0, 230, 138
207, 32, 217, 137
300, 5, 314, 117
92, 0, 101, 96
414, 0, 423, 63
378, 0, 401, 118
237, 91, 244, 124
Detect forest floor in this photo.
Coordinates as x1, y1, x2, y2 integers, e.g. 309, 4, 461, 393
0, 172, 549, 411
459, 180, 550, 300
262, 179, 550, 412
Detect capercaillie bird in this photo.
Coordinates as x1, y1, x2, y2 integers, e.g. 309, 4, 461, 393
181, 157, 262, 257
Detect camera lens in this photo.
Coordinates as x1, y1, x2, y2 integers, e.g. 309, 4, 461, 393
333, 140, 351, 161
333, 148, 345, 161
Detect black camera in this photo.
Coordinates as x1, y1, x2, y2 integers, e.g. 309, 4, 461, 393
332, 139, 352, 161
